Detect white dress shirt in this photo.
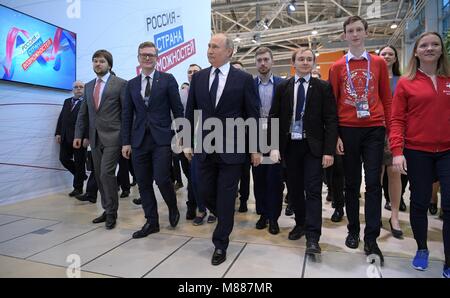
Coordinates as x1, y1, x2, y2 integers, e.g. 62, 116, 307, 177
95, 72, 110, 106
141, 69, 156, 99
346, 50, 369, 61
209, 62, 230, 107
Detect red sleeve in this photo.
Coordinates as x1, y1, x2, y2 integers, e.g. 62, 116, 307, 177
378, 58, 392, 133
328, 63, 340, 103
389, 78, 407, 156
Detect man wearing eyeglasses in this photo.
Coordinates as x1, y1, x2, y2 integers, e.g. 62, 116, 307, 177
122, 41, 184, 238
55, 80, 87, 197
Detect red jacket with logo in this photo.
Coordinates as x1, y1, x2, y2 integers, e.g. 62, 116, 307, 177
389, 71, 450, 156
329, 54, 392, 130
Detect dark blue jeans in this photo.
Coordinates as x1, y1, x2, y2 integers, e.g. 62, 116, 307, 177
405, 148, 450, 261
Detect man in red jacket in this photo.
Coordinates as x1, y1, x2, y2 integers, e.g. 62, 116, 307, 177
329, 16, 392, 265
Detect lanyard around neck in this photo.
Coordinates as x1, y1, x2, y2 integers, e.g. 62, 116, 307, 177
345, 54, 371, 99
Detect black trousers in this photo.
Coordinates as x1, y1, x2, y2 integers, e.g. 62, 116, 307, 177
59, 141, 86, 190
325, 154, 345, 209
197, 154, 242, 250
340, 126, 385, 242
285, 139, 323, 241
238, 156, 251, 202
405, 148, 450, 260
117, 155, 130, 192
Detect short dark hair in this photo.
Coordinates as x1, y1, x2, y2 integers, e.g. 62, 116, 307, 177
189, 63, 202, 70
230, 60, 244, 67
138, 41, 158, 56
255, 47, 273, 59
92, 49, 113, 68
291, 48, 316, 63
343, 16, 368, 33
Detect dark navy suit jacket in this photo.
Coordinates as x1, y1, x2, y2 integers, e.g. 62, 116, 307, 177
185, 65, 260, 164
122, 71, 184, 148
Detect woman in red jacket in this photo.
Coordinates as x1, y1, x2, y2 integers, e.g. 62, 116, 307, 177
389, 32, 450, 278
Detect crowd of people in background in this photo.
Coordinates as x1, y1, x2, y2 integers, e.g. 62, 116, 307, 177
54, 15, 449, 277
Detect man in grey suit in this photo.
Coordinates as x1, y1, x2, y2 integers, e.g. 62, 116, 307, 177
74, 49, 127, 229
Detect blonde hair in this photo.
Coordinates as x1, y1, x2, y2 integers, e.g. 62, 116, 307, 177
404, 32, 450, 80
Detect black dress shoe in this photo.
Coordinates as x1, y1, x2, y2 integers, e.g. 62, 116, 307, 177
268, 220, 280, 235
169, 207, 180, 227
399, 199, 407, 212
120, 190, 130, 198
364, 241, 384, 266
75, 193, 97, 203
186, 208, 196, 220
92, 212, 106, 224
306, 240, 321, 255
389, 218, 403, 239
429, 203, 438, 215
238, 200, 248, 213
288, 225, 305, 240
133, 198, 142, 205
68, 189, 82, 197
132, 222, 160, 238
384, 201, 392, 211
285, 206, 294, 216
130, 180, 137, 186
105, 214, 117, 230
345, 233, 360, 249
331, 208, 344, 222
255, 216, 268, 230
326, 194, 333, 202
211, 248, 226, 266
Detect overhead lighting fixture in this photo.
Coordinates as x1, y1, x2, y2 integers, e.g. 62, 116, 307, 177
375, 49, 380, 54
315, 52, 320, 57
390, 22, 398, 29
263, 19, 269, 30
252, 33, 261, 44
316, 65, 321, 69
287, 0, 296, 13
234, 37, 241, 42
311, 30, 318, 35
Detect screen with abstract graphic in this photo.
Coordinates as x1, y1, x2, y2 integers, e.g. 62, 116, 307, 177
0, 5, 76, 91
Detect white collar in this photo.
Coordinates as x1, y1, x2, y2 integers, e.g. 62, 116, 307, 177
141, 69, 156, 81
295, 73, 311, 83
97, 72, 111, 83
211, 62, 231, 77
347, 50, 369, 61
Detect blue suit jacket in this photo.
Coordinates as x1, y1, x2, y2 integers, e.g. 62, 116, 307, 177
185, 66, 260, 164
122, 71, 184, 148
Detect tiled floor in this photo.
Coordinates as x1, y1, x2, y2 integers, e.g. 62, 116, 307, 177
0, 182, 445, 278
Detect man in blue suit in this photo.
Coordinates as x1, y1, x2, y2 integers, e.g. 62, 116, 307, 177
252, 47, 285, 235
122, 41, 184, 238
184, 33, 261, 266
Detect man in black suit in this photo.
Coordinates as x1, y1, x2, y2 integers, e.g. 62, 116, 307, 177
269, 48, 338, 255
55, 80, 87, 197
184, 33, 261, 266
122, 41, 184, 238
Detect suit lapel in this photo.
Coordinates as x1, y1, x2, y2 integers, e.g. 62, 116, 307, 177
215, 66, 234, 111
287, 77, 295, 112
148, 71, 160, 109
97, 75, 112, 112
305, 77, 315, 112
133, 75, 146, 109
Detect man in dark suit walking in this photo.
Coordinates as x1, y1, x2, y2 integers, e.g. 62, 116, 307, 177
269, 48, 338, 255
184, 33, 261, 266
74, 50, 127, 230
122, 42, 184, 238
55, 80, 87, 197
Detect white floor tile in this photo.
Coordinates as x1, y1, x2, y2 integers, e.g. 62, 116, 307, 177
0, 222, 98, 258
83, 233, 190, 278
0, 214, 24, 226
225, 243, 304, 278
145, 238, 244, 278
28, 227, 132, 267
0, 218, 59, 243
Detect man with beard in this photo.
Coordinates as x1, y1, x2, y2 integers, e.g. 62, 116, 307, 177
74, 49, 127, 230
252, 47, 285, 235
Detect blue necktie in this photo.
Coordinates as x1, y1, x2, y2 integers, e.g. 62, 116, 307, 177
209, 68, 220, 107
295, 78, 306, 121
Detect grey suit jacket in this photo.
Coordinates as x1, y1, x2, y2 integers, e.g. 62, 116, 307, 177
75, 74, 127, 149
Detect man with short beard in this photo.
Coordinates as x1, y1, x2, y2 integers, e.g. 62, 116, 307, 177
74, 49, 127, 230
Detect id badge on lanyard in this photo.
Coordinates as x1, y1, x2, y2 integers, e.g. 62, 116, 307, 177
291, 120, 304, 140
346, 55, 371, 119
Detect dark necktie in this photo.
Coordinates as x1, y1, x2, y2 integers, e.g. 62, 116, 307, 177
209, 68, 220, 107
145, 76, 151, 98
295, 77, 306, 121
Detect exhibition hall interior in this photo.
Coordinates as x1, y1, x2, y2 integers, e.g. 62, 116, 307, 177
0, 0, 448, 278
